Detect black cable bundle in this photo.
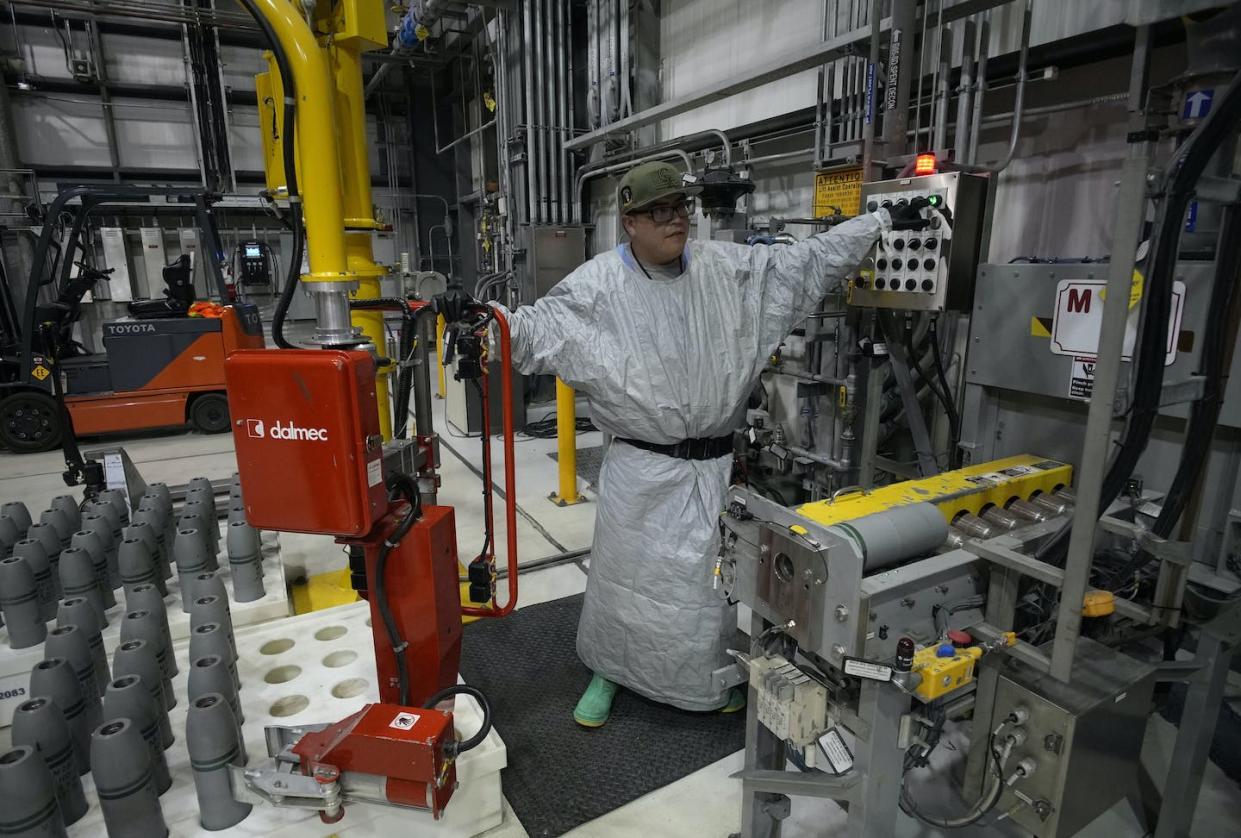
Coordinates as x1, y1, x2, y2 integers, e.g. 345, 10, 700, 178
1037, 68, 1241, 567
373, 471, 422, 707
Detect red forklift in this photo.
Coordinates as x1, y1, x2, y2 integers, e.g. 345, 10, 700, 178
0, 186, 264, 472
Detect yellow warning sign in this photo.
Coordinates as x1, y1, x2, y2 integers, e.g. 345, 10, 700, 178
814, 166, 864, 218
31, 365, 50, 381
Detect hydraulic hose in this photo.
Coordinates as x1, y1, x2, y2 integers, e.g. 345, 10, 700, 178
421, 684, 493, 755
1037, 67, 1241, 565
237, 0, 303, 350
374, 471, 422, 706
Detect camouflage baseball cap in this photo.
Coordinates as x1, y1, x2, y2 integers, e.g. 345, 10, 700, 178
617, 161, 702, 213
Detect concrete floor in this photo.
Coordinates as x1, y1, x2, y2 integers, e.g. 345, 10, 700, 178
1, 396, 1238, 838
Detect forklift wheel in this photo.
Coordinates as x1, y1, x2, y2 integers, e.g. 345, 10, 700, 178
189, 393, 230, 434
0, 390, 64, 453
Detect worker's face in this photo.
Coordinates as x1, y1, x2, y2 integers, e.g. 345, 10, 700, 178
623, 196, 692, 264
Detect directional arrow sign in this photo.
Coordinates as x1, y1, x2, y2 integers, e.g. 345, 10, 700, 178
1184, 89, 1214, 120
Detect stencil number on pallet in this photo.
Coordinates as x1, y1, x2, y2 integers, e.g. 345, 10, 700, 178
390, 711, 420, 730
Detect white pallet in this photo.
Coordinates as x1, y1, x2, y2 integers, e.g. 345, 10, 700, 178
0, 533, 290, 726
53, 600, 505, 837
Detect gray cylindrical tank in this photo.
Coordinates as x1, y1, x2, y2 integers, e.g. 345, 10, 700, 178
827, 502, 950, 572
90, 718, 167, 838
11, 697, 88, 824
0, 745, 67, 837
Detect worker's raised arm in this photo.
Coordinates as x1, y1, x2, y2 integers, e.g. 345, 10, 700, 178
493, 263, 605, 391
740, 210, 890, 350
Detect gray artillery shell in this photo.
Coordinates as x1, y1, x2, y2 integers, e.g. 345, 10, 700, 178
118, 537, 165, 598
29, 658, 90, 776
226, 502, 247, 526
98, 489, 131, 528
112, 640, 173, 741
119, 610, 174, 689
188, 624, 239, 693
0, 557, 46, 648
49, 496, 81, 533
188, 595, 236, 659
11, 697, 88, 824
24, 525, 61, 599
79, 513, 118, 591
44, 627, 103, 728
103, 676, 171, 795
172, 529, 212, 613
1, 501, 32, 535
90, 719, 168, 838
123, 585, 176, 678
0, 515, 20, 558
186, 571, 227, 609
129, 508, 171, 580
186, 476, 214, 498
225, 521, 265, 603
123, 520, 168, 584
37, 508, 72, 551
55, 599, 108, 694
13, 540, 55, 622
181, 500, 219, 567
56, 548, 105, 626
176, 512, 215, 572
145, 482, 172, 509
68, 530, 115, 610
0, 745, 67, 837
186, 693, 251, 830
187, 656, 244, 744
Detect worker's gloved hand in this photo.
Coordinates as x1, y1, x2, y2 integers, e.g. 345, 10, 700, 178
433, 281, 477, 324
888, 197, 931, 231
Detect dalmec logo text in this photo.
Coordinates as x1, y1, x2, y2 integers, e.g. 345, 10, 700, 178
245, 419, 328, 441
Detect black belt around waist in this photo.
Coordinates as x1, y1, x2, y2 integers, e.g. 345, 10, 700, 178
616, 435, 734, 461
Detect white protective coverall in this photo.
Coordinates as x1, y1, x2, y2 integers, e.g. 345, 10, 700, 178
503, 211, 888, 711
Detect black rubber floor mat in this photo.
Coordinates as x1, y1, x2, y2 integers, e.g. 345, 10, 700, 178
458, 593, 746, 837
548, 444, 604, 488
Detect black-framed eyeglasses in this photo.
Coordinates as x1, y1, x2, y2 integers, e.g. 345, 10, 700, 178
641, 200, 695, 224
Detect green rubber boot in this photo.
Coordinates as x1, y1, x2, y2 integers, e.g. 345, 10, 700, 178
573, 674, 619, 728
720, 687, 746, 714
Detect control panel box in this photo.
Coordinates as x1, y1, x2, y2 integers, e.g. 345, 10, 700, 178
848, 172, 989, 312
990, 637, 1154, 837
225, 349, 387, 537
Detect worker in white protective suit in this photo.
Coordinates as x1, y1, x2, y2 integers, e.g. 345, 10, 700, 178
436, 161, 922, 727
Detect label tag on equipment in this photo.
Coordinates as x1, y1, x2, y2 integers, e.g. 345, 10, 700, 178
818, 727, 855, 775
1069, 356, 1096, 400
389, 711, 419, 730
367, 458, 383, 487
1049, 278, 1185, 366
842, 656, 893, 682
814, 166, 864, 217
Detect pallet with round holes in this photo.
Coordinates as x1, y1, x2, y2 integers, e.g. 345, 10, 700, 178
11, 599, 506, 837
0, 532, 290, 727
